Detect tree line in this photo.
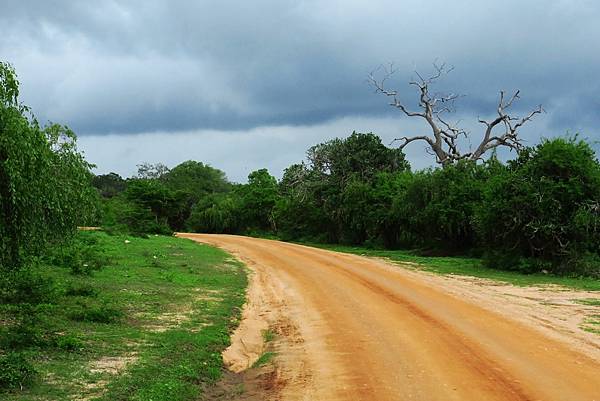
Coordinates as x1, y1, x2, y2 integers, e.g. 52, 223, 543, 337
2, 58, 599, 283
96, 131, 600, 277
2, 59, 598, 391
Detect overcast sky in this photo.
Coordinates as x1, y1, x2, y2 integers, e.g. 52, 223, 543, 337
2, 0, 599, 182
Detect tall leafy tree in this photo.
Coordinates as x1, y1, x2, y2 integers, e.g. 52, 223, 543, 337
163, 161, 231, 230
0, 61, 97, 269
475, 137, 600, 273
92, 172, 127, 198
163, 161, 230, 196
239, 169, 279, 231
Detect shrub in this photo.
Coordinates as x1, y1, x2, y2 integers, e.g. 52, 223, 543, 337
69, 304, 123, 323
0, 317, 47, 349
64, 283, 98, 297
45, 234, 110, 275
392, 161, 489, 252
54, 334, 84, 351
0, 352, 37, 390
475, 137, 600, 273
0, 268, 57, 305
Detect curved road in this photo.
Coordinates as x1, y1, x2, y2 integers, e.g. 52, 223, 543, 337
179, 234, 600, 401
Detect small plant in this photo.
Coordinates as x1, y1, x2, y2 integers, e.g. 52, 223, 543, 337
0, 319, 47, 349
54, 334, 84, 351
262, 329, 275, 342
65, 283, 98, 297
252, 351, 275, 368
0, 352, 37, 390
69, 304, 123, 323
160, 271, 176, 282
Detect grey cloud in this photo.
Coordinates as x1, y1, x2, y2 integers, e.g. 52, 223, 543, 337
1, 0, 599, 145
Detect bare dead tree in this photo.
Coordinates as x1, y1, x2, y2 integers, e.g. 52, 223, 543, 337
368, 62, 543, 165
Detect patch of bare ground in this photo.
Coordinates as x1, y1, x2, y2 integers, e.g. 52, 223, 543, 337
76, 350, 139, 401
136, 289, 223, 333
381, 264, 600, 359
360, 255, 600, 356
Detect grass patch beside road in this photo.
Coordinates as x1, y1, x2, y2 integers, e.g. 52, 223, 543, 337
0, 231, 246, 401
301, 243, 600, 291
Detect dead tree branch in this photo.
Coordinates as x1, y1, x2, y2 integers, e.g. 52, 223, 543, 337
368, 63, 543, 165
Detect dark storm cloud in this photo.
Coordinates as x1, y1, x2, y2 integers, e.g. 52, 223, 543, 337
2, 0, 599, 137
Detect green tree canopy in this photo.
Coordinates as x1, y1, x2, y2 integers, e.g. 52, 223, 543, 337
307, 131, 410, 183
92, 172, 127, 198
163, 160, 230, 197
475, 137, 600, 274
0, 62, 97, 269
239, 169, 279, 231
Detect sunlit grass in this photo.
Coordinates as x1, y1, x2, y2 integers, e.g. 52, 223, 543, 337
1, 231, 246, 401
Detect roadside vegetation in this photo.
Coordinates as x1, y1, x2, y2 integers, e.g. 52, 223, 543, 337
2, 53, 600, 395
305, 243, 600, 291
98, 131, 600, 279
0, 62, 246, 399
0, 231, 246, 400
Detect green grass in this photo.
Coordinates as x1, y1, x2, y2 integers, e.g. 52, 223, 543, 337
575, 298, 600, 306
582, 314, 600, 334
300, 243, 600, 291
0, 231, 247, 401
252, 352, 276, 368
262, 329, 275, 343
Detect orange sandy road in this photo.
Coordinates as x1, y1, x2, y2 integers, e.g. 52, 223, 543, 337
178, 234, 600, 401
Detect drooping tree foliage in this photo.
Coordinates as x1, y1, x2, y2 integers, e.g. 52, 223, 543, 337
1, 63, 100, 383
0, 62, 97, 270
186, 168, 279, 235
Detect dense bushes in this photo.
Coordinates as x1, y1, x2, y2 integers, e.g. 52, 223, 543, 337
98, 131, 600, 276
390, 162, 491, 252
274, 132, 410, 243
475, 138, 600, 275
98, 162, 231, 235
0, 352, 37, 390
278, 135, 600, 276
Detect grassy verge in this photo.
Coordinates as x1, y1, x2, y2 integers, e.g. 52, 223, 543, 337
300, 242, 600, 291
0, 231, 246, 401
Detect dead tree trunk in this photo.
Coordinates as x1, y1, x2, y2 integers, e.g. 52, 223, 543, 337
368, 62, 543, 165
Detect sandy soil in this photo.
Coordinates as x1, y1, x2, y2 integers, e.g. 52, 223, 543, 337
178, 233, 600, 401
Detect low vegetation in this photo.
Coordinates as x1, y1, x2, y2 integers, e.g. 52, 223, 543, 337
0, 231, 246, 400
306, 243, 600, 291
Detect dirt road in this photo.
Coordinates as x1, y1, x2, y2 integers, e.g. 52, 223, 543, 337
178, 234, 600, 401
